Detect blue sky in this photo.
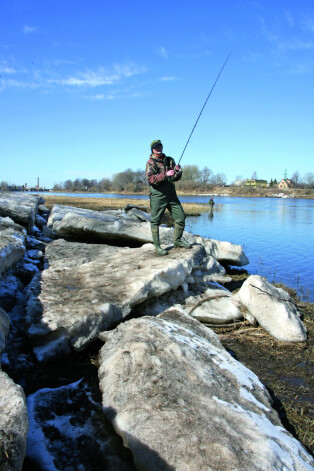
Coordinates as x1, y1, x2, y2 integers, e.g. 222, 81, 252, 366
1, 0, 313, 188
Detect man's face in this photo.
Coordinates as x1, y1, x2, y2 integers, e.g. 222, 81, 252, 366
152, 144, 163, 155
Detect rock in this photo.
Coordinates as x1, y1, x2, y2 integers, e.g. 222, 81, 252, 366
0, 307, 10, 357
25, 239, 208, 361
186, 286, 242, 323
0, 217, 26, 278
47, 205, 249, 266
0, 191, 43, 230
35, 213, 47, 228
47, 204, 166, 246
37, 203, 50, 214
26, 235, 46, 251
16, 260, 40, 286
234, 275, 307, 342
123, 206, 151, 222
0, 273, 24, 311
26, 249, 43, 260
42, 225, 55, 240
0, 370, 29, 471
98, 308, 313, 471
192, 235, 249, 267
138, 283, 242, 324
26, 378, 136, 471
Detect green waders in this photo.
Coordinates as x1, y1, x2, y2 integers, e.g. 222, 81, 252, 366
150, 180, 190, 255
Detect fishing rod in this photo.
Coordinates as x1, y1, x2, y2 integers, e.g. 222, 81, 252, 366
177, 51, 232, 166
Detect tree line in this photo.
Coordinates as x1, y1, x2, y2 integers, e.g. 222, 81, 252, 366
1, 168, 313, 193
50, 166, 227, 193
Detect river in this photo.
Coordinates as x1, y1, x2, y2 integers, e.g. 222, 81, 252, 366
37, 192, 314, 301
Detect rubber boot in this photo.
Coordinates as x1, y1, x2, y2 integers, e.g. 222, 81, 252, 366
151, 226, 168, 256
174, 225, 191, 248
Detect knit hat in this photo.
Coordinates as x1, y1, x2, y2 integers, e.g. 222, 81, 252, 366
150, 140, 162, 150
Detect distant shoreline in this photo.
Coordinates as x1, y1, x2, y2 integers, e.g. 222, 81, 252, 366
37, 187, 314, 200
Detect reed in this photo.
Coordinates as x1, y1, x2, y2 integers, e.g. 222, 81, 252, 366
43, 195, 210, 216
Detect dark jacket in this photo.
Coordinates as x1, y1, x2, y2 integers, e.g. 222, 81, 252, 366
145, 154, 182, 188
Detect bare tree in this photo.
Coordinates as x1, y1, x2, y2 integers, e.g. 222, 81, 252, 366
209, 173, 227, 186
199, 166, 213, 185
302, 172, 314, 188
98, 178, 112, 191
251, 171, 258, 180
181, 165, 201, 182
291, 171, 300, 186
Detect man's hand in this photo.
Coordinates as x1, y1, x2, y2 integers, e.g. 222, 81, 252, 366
175, 165, 181, 172
166, 170, 175, 177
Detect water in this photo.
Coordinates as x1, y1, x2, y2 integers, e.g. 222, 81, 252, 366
35, 192, 314, 301
184, 196, 314, 302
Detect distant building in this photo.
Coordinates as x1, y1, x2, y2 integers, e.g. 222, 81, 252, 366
245, 179, 268, 187
278, 179, 295, 189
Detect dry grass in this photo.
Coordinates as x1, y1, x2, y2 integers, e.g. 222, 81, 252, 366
43, 195, 209, 216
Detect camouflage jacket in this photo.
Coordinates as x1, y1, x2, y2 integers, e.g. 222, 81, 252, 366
145, 154, 182, 187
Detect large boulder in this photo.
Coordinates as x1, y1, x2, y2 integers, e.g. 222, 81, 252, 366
0, 370, 29, 471
25, 239, 209, 361
0, 217, 26, 278
26, 379, 136, 471
47, 204, 157, 246
98, 308, 313, 471
139, 283, 242, 324
0, 192, 43, 230
234, 275, 307, 342
192, 235, 249, 267
47, 205, 249, 266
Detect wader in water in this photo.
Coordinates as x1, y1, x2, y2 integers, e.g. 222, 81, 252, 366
146, 140, 190, 256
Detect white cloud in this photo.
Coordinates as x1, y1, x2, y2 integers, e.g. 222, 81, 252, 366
283, 9, 294, 28
158, 47, 169, 59
260, 16, 314, 52
87, 93, 115, 100
286, 63, 308, 75
302, 17, 314, 33
50, 63, 146, 87
23, 25, 39, 34
0, 78, 40, 91
260, 17, 278, 43
0, 60, 146, 97
0, 65, 16, 74
278, 38, 314, 52
159, 76, 177, 81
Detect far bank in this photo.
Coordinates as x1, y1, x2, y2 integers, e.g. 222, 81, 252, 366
38, 187, 314, 199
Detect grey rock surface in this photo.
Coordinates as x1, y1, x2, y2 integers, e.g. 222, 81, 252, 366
0, 217, 26, 278
0, 370, 29, 471
138, 282, 242, 324
0, 191, 43, 230
186, 286, 242, 323
98, 308, 313, 471
25, 239, 207, 360
192, 235, 249, 267
26, 378, 136, 471
234, 275, 307, 342
47, 205, 249, 266
0, 307, 10, 358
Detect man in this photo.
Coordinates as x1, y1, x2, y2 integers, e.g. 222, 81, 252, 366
146, 139, 190, 255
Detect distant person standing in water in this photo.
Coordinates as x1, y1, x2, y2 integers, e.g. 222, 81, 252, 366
208, 197, 215, 210
145, 140, 190, 256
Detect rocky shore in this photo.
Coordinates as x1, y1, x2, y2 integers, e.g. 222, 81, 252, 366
0, 191, 313, 470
